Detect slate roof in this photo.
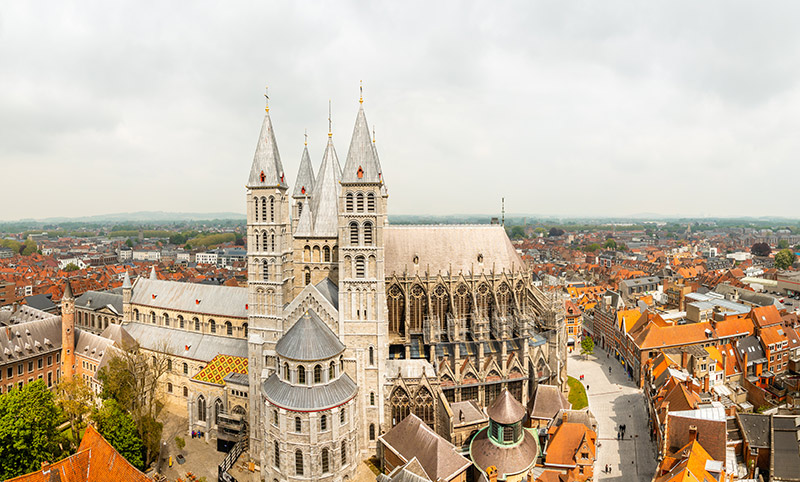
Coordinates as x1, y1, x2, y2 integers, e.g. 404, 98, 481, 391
376, 457, 432, 482
529, 384, 569, 421
247, 110, 287, 188
130, 278, 247, 319
192, 353, 248, 386
99, 323, 137, 349
486, 389, 526, 425
737, 336, 767, 365
314, 278, 339, 310
307, 137, 342, 237
1, 305, 55, 325
772, 416, 800, 481
0, 316, 61, 364
379, 413, 471, 482
261, 371, 357, 411
275, 309, 345, 361
74, 290, 123, 314
341, 104, 381, 184
738, 413, 770, 449
74, 329, 114, 363
24, 294, 57, 312
122, 322, 247, 362
384, 225, 524, 276
292, 145, 316, 197
470, 425, 538, 479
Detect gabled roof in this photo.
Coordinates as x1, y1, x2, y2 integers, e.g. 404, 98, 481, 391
130, 278, 247, 319
379, 413, 471, 482
544, 422, 596, 468
750, 305, 783, 329
74, 290, 123, 314
275, 309, 344, 361
192, 353, 248, 386
6, 425, 149, 482
247, 110, 287, 189
529, 384, 570, 420
654, 439, 722, 482
292, 145, 316, 197
341, 104, 382, 184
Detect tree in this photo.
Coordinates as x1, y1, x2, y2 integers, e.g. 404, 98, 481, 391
64, 263, 79, 272
56, 376, 93, 449
174, 436, 186, 454
125, 238, 134, 248
0, 381, 63, 480
580, 336, 594, 358
775, 249, 796, 270
548, 227, 565, 237
21, 239, 37, 256
778, 239, 789, 249
751, 242, 771, 257
169, 233, 187, 245
92, 400, 144, 470
97, 341, 169, 468
510, 225, 526, 239
603, 239, 618, 250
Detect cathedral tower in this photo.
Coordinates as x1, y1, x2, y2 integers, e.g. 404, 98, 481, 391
61, 280, 76, 380
338, 94, 389, 453
246, 95, 293, 452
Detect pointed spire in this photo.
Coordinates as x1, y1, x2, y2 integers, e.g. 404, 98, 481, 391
63, 279, 74, 300
292, 143, 316, 198
342, 102, 381, 184
310, 135, 342, 237
149, 266, 158, 280
247, 91, 287, 189
328, 99, 333, 138
122, 271, 131, 289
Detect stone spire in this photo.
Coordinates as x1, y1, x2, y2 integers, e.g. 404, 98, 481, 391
310, 135, 342, 237
247, 108, 287, 189
292, 144, 316, 197
63, 279, 74, 300
122, 271, 131, 289
149, 266, 158, 280
341, 103, 381, 184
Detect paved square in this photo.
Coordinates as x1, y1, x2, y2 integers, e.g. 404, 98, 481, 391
568, 350, 657, 481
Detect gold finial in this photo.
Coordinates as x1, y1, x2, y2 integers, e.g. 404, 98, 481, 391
264, 85, 269, 112
359, 80, 363, 104
372, 126, 376, 143
328, 99, 332, 137
304, 128, 308, 146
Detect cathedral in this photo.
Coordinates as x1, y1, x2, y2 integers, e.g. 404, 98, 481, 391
118, 91, 566, 482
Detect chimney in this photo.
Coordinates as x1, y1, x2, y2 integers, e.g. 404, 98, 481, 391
563, 411, 568, 423
722, 351, 728, 379
41, 461, 50, 472
487, 466, 498, 482
526, 471, 534, 482
704, 374, 710, 393
688, 425, 697, 442
681, 350, 689, 368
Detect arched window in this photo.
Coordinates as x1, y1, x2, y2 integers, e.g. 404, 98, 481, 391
329, 361, 335, 380
391, 387, 410, 425
261, 197, 267, 222
409, 284, 427, 332
178, 315, 184, 329
150, 311, 156, 324
194, 317, 200, 331
340, 407, 346, 424
183, 386, 188, 397
349, 221, 359, 245
369, 423, 376, 440
314, 365, 322, 384
321, 448, 330, 473
304, 245, 311, 261
295, 450, 303, 476
369, 346, 374, 366
320, 414, 327, 431
167, 382, 173, 393
134, 309, 139, 321
367, 192, 376, 212
214, 399, 223, 425
297, 201, 303, 216
164, 313, 170, 326
304, 268, 311, 286
197, 395, 206, 422
269, 196, 275, 222
341, 440, 347, 466
284, 362, 289, 381
167, 359, 172, 370
413, 386, 435, 427
270, 232, 275, 251
262, 260, 269, 280
254, 196, 260, 222
183, 363, 188, 375
255, 232, 260, 252
323, 245, 331, 262
503, 425, 514, 443
242, 323, 248, 337
274, 441, 280, 469
273, 409, 278, 425
261, 231, 268, 251
363, 221, 373, 246
295, 417, 302, 433
346, 192, 354, 212
298, 366, 306, 384
388, 284, 405, 337
355, 256, 366, 278
356, 192, 364, 212
225, 321, 233, 336
370, 392, 375, 406
210, 320, 216, 333
313, 245, 320, 262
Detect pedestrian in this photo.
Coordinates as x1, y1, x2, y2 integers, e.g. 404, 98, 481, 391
586, 385, 589, 391
608, 366, 611, 374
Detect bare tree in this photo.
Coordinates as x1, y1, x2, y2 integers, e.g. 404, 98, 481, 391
55, 376, 93, 449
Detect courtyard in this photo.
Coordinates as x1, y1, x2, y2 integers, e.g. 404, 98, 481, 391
567, 350, 657, 481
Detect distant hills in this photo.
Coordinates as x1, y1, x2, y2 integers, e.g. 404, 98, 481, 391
13, 211, 247, 223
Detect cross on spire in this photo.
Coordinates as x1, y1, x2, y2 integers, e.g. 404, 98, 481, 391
359, 80, 363, 104
264, 85, 269, 112
328, 99, 332, 137
304, 128, 308, 146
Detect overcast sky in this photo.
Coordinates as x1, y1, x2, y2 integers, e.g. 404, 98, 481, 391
2, 1, 799, 221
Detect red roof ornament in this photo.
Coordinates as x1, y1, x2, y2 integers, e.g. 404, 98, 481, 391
281, 173, 285, 183
301, 186, 305, 194
245, 304, 249, 310
260, 171, 265, 182
152, 294, 157, 299
195, 299, 200, 305
357, 166, 364, 179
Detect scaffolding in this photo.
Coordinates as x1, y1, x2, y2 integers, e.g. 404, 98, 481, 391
446, 313, 467, 342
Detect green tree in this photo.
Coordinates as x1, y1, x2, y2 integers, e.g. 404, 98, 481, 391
603, 239, 617, 250
0, 381, 63, 480
775, 249, 796, 270
64, 263, 79, 272
778, 239, 789, 249
580, 336, 594, 358
548, 227, 565, 237
169, 233, 187, 245
583, 243, 602, 252
510, 225, 526, 239
125, 238, 134, 248
56, 376, 93, 450
174, 436, 186, 453
92, 400, 144, 470
21, 239, 37, 256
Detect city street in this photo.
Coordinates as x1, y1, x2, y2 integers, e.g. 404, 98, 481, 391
568, 350, 657, 481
